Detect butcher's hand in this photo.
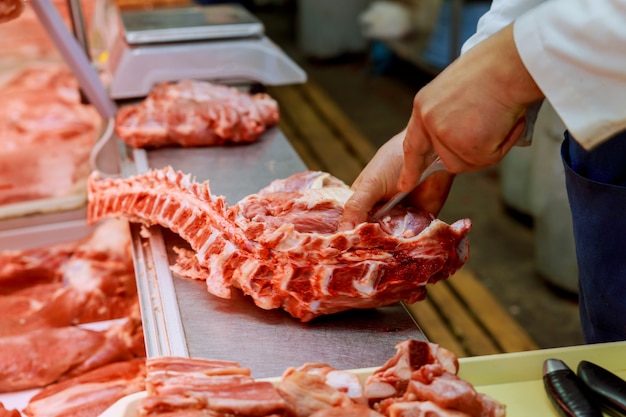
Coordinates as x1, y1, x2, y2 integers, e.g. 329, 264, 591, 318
340, 23, 544, 229
339, 130, 455, 230
398, 23, 544, 192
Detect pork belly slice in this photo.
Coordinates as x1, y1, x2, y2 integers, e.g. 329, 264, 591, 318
87, 168, 471, 322
139, 357, 285, 417
24, 358, 146, 417
115, 80, 279, 148
365, 340, 505, 417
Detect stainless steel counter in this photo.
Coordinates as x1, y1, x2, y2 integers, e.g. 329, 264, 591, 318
124, 127, 427, 378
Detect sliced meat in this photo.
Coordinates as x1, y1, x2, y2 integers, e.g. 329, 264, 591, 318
276, 365, 356, 417
365, 340, 505, 417
139, 357, 285, 417
24, 358, 146, 417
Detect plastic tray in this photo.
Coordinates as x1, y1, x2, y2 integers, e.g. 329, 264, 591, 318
98, 341, 626, 417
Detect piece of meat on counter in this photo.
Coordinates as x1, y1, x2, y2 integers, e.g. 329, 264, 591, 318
0, 65, 101, 206
87, 168, 471, 322
0, 220, 138, 336
115, 80, 280, 148
24, 358, 146, 417
139, 357, 285, 417
0, 318, 144, 393
277, 363, 367, 417
365, 340, 506, 417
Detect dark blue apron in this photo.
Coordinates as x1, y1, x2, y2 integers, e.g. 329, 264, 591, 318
562, 130, 626, 343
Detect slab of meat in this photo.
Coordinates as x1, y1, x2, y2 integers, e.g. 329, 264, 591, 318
24, 358, 146, 417
115, 80, 279, 148
0, 318, 144, 393
139, 357, 286, 417
0, 220, 138, 336
87, 168, 471, 322
0, 65, 101, 206
364, 340, 505, 417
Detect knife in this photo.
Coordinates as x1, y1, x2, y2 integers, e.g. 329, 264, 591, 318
543, 358, 603, 417
578, 360, 626, 415
370, 155, 447, 221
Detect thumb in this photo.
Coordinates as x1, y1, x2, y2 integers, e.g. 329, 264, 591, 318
339, 187, 384, 231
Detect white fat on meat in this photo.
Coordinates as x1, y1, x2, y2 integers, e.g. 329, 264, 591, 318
87, 168, 471, 322
139, 357, 285, 417
385, 400, 471, 417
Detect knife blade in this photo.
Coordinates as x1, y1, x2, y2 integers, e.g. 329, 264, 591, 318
577, 360, 626, 415
543, 358, 603, 417
370, 155, 447, 221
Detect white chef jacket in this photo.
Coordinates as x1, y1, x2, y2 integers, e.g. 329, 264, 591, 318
460, 0, 626, 150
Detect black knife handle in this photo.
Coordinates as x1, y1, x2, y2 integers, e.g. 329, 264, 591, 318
543, 359, 603, 417
578, 360, 626, 414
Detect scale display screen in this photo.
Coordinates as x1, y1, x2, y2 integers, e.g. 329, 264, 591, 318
120, 3, 265, 44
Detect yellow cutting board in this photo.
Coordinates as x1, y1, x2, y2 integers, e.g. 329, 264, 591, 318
457, 341, 626, 416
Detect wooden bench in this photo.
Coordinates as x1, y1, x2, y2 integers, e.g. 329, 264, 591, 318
267, 82, 539, 359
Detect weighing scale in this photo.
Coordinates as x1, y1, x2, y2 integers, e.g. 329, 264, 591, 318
104, 3, 306, 99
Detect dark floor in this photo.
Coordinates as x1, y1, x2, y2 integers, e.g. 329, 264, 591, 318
255, 5, 584, 349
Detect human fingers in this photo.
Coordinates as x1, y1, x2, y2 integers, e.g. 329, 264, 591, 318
407, 171, 455, 216
397, 113, 434, 192
339, 132, 405, 230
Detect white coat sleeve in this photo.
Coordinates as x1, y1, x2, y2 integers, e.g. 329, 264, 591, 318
514, 0, 626, 149
461, 0, 545, 54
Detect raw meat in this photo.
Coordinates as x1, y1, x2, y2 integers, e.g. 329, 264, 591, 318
0, 403, 20, 417
365, 340, 505, 417
0, 0, 23, 23
138, 357, 286, 417
0, 220, 138, 336
115, 80, 280, 148
0, 0, 96, 62
276, 364, 364, 417
0, 65, 101, 206
24, 358, 146, 417
0, 317, 145, 393
87, 168, 471, 322
135, 340, 502, 417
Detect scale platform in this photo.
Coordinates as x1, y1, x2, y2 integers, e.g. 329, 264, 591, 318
120, 3, 265, 45
106, 3, 306, 99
